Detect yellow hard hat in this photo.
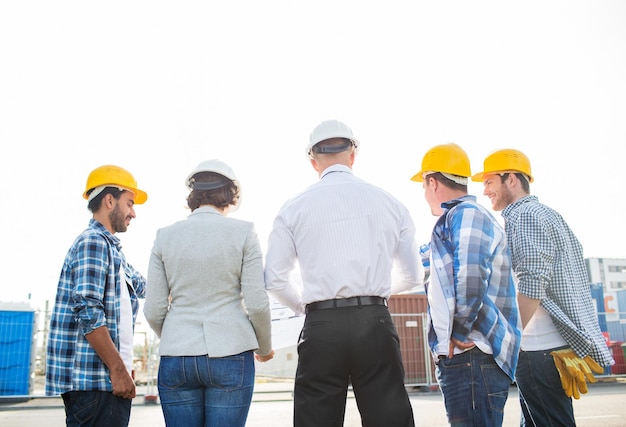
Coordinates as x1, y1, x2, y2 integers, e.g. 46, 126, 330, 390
471, 148, 534, 183
411, 143, 471, 182
83, 165, 148, 204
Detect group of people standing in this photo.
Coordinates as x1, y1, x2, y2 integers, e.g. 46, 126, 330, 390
45, 119, 613, 427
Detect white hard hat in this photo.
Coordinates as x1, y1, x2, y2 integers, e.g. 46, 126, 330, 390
186, 159, 242, 212
306, 119, 359, 158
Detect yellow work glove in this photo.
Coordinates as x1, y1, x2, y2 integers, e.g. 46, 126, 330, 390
550, 348, 604, 399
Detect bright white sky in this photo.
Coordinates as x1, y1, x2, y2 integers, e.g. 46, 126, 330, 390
1, 1, 626, 311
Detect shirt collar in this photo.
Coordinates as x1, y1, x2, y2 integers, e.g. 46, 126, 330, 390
189, 205, 223, 216
320, 164, 353, 179
502, 195, 538, 218
89, 218, 121, 248
440, 194, 477, 211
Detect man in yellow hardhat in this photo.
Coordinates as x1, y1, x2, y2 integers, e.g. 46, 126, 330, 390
46, 165, 148, 427
472, 149, 614, 426
412, 143, 521, 427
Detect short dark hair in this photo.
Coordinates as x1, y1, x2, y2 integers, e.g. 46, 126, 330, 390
87, 187, 125, 213
499, 172, 530, 193
425, 172, 467, 192
187, 172, 239, 211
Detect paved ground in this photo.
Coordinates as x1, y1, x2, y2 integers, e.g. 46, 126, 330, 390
2, 378, 625, 427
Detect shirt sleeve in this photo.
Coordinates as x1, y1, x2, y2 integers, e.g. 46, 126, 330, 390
391, 208, 424, 294
72, 234, 110, 336
126, 262, 146, 298
144, 231, 170, 337
509, 211, 554, 300
264, 213, 306, 315
240, 224, 273, 356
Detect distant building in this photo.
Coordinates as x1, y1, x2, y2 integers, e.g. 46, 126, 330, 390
586, 258, 626, 336
586, 257, 626, 292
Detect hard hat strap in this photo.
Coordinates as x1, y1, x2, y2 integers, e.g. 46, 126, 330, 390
312, 139, 354, 155
191, 181, 228, 191
86, 185, 128, 202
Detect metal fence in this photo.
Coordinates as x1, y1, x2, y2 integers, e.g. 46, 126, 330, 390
1, 309, 625, 399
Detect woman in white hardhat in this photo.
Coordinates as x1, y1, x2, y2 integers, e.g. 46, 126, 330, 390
144, 159, 274, 427
185, 159, 242, 213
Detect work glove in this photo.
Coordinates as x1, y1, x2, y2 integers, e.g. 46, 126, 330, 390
550, 348, 604, 399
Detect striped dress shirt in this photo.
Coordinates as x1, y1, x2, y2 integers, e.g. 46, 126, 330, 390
264, 164, 422, 315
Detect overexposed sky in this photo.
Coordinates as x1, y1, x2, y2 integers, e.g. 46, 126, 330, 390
1, 1, 625, 310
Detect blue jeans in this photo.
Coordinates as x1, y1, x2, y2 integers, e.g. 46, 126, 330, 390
157, 352, 255, 427
435, 347, 512, 427
62, 390, 132, 427
516, 348, 575, 426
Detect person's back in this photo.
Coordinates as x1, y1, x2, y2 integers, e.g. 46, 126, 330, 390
273, 166, 417, 303
411, 143, 521, 427
147, 211, 269, 357
144, 159, 274, 427
264, 120, 420, 427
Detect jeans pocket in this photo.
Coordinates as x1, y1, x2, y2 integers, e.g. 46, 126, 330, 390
70, 391, 99, 425
158, 356, 187, 390
482, 365, 510, 413
208, 355, 245, 391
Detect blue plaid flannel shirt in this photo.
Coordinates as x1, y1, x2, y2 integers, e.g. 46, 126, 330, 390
46, 219, 146, 395
428, 195, 522, 380
502, 195, 614, 367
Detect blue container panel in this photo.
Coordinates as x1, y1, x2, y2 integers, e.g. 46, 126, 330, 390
617, 290, 626, 321
0, 311, 35, 396
606, 321, 626, 343
590, 283, 608, 332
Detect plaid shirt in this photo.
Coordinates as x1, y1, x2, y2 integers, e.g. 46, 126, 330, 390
428, 195, 521, 380
502, 195, 613, 366
46, 219, 146, 395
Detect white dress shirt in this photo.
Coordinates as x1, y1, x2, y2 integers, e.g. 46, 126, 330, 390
264, 164, 423, 315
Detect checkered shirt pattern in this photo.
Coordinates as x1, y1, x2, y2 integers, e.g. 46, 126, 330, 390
429, 195, 522, 380
502, 195, 613, 366
45, 219, 146, 395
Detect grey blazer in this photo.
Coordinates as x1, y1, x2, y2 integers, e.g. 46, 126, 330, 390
144, 206, 272, 357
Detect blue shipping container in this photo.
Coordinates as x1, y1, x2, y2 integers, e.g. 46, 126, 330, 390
0, 310, 35, 396
617, 289, 626, 321
606, 320, 626, 343
590, 283, 608, 332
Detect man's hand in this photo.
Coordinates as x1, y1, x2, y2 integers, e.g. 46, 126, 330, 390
448, 338, 476, 358
85, 326, 136, 400
255, 350, 275, 363
110, 367, 136, 399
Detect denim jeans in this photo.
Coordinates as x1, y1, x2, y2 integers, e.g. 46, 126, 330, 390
62, 390, 132, 427
516, 347, 575, 426
157, 351, 255, 427
435, 347, 512, 427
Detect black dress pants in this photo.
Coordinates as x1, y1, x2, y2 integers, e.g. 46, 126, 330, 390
294, 304, 414, 427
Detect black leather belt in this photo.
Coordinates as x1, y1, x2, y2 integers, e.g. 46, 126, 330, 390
305, 296, 387, 314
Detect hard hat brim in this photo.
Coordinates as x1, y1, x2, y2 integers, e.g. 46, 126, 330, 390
82, 186, 148, 204
471, 172, 486, 182
472, 170, 534, 183
410, 171, 425, 182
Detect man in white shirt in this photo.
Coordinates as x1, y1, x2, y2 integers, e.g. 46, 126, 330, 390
264, 119, 422, 427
